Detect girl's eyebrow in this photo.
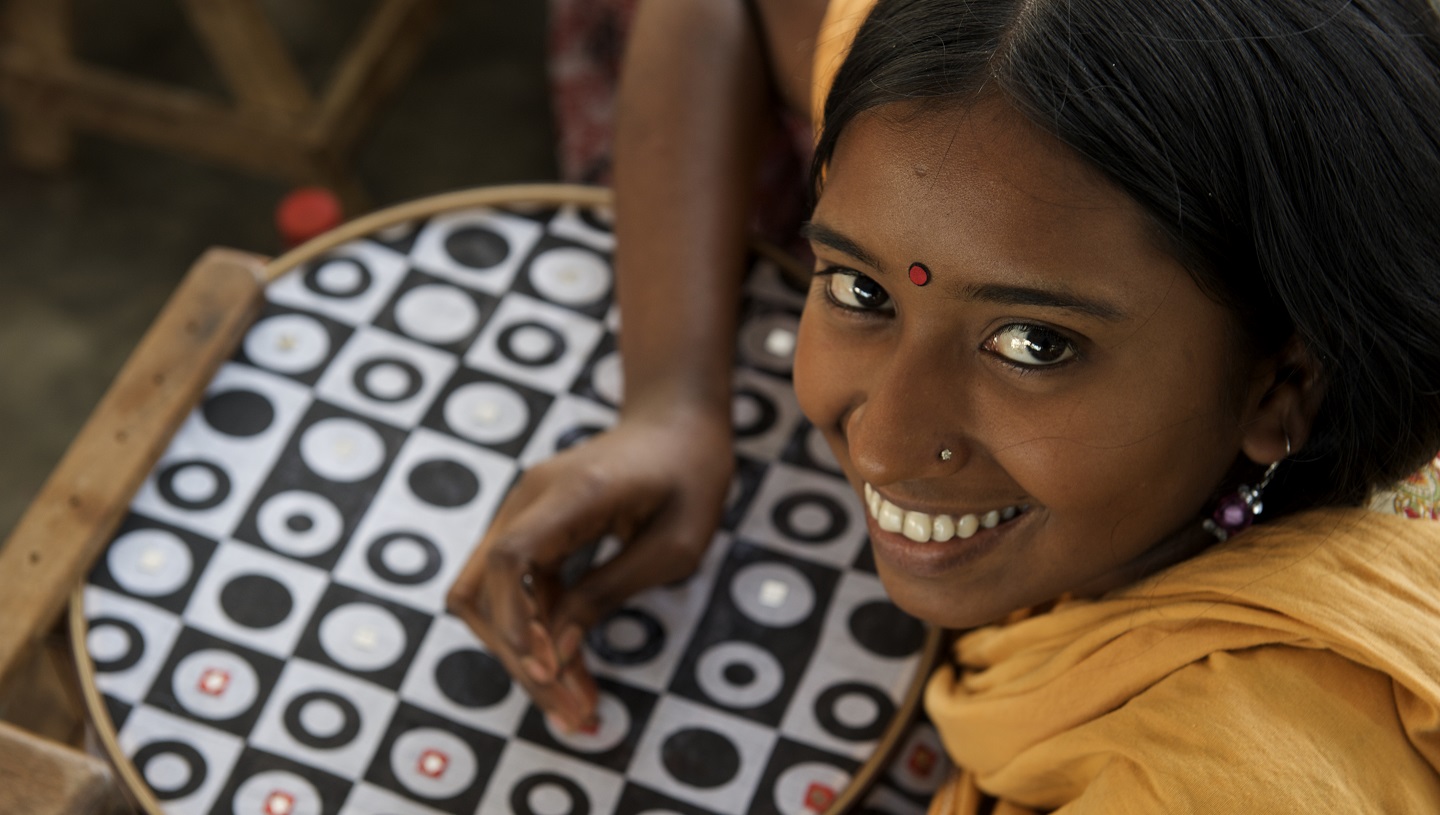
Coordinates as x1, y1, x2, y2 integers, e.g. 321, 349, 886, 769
802, 220, 1126, 322
964, 283, 1127, 322
801, 221, 881, 269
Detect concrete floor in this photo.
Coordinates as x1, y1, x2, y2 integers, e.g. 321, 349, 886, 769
0, 0, 558, 541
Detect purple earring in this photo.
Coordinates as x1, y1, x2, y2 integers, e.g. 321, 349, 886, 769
1204, 438, 1290, 542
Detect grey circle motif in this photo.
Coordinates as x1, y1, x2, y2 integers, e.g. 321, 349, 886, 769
498, 322, 566, 367
512, 773, 591, 815
134, 741, 206, 801
157, 460, 231, 511
255, 490, 344, 558
695, 641, 784, 710
304, 257, 371, 299
729, 562, 816, 628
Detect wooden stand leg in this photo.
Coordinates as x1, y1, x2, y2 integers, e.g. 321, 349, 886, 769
0, 622, 87, 747
177, 0, 312, 119
4, 0, 74, 170
0, 721, 129, 815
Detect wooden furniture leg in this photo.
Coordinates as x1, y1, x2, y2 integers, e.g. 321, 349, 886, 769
3, 0, 73, 170
177, 0, 313, 120
0, 0, 442, 209
0, 720, 129, 815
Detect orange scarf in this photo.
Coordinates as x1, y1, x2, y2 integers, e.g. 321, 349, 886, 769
925, 508, 1440, 813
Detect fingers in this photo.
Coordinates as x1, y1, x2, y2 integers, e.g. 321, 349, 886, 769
452, 467, 627, 645
549, 502, 713, 637
448, 426, 728, 733
449, 459, 653, 731
450, 578, 596, 730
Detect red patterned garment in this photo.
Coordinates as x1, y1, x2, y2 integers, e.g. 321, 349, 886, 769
1372, 453, 1440, 520
546, 0, 815, 255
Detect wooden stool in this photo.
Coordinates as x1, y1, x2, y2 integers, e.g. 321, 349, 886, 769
0, 249, 270, 814
0, 0, 442, 211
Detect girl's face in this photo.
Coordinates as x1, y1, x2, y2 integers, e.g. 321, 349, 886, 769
795, 99, 1264, 629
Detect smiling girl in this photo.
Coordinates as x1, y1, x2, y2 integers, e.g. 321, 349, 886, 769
797, 0, 1440, 809
455, 0, 1440, 810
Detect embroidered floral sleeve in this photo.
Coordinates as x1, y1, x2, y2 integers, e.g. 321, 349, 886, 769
1370, 452, 1440, 520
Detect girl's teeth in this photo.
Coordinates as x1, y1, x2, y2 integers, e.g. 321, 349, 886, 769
902, 511, 932, 543
864, 484, 1024, 543
932, 514, 956, 542
878, 500, 905, 533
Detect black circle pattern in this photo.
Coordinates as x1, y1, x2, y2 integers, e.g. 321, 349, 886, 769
366, 532, 443, 585
303, 258, 372, 298
848, 601, 926, 658
586, 608, 665, 666
133, 741, 207, 800
772, 492, 849, 543
732, 388, 778, 438
283, 690, 362, 749
498, 321, 566, 367
814, 681, 894, 742
660, 728, 740, 789
88, 617, 144, 673
446, 226, 511, 268
353, 358, 424, 403
722, 662, 756, 688
219, 573, 293, 629
201, 390, 275, 437
408, 459, 480, 508
435, 649, 512, 709
156, 460, 231, 511
510, 772, 590, 815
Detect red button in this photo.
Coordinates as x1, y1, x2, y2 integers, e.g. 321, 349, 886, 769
276, 187, 343, 247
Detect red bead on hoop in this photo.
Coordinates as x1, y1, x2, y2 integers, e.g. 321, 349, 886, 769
908, 263, 931, 286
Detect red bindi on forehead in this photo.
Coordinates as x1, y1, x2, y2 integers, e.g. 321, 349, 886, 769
909, 263, 931, 286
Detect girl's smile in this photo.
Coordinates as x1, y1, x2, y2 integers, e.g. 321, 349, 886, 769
863, 479, 1033, 578
794, 97, 1287, 629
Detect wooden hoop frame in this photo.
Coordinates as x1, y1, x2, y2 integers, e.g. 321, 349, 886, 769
69, 183, 941, 815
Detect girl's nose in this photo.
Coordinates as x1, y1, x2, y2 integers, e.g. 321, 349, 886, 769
844, 347, 967, 487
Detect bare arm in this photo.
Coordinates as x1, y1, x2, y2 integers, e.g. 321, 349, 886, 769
613, 0, 775, 422
449, 0, 827, 731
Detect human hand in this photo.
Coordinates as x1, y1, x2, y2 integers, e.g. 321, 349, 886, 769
446, 407, 734, 731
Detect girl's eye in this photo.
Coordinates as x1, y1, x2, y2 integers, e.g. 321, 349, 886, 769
825, 271, 892, 311
985, 324, 1077, 367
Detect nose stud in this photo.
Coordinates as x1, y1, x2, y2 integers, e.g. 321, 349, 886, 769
908, 263, 931, 287
939, 448, 953, 462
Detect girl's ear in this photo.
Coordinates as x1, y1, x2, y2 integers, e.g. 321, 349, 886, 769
1239, 335, 1327, 465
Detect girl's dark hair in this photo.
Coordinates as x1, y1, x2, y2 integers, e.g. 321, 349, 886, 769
813, 0, 1440, 516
